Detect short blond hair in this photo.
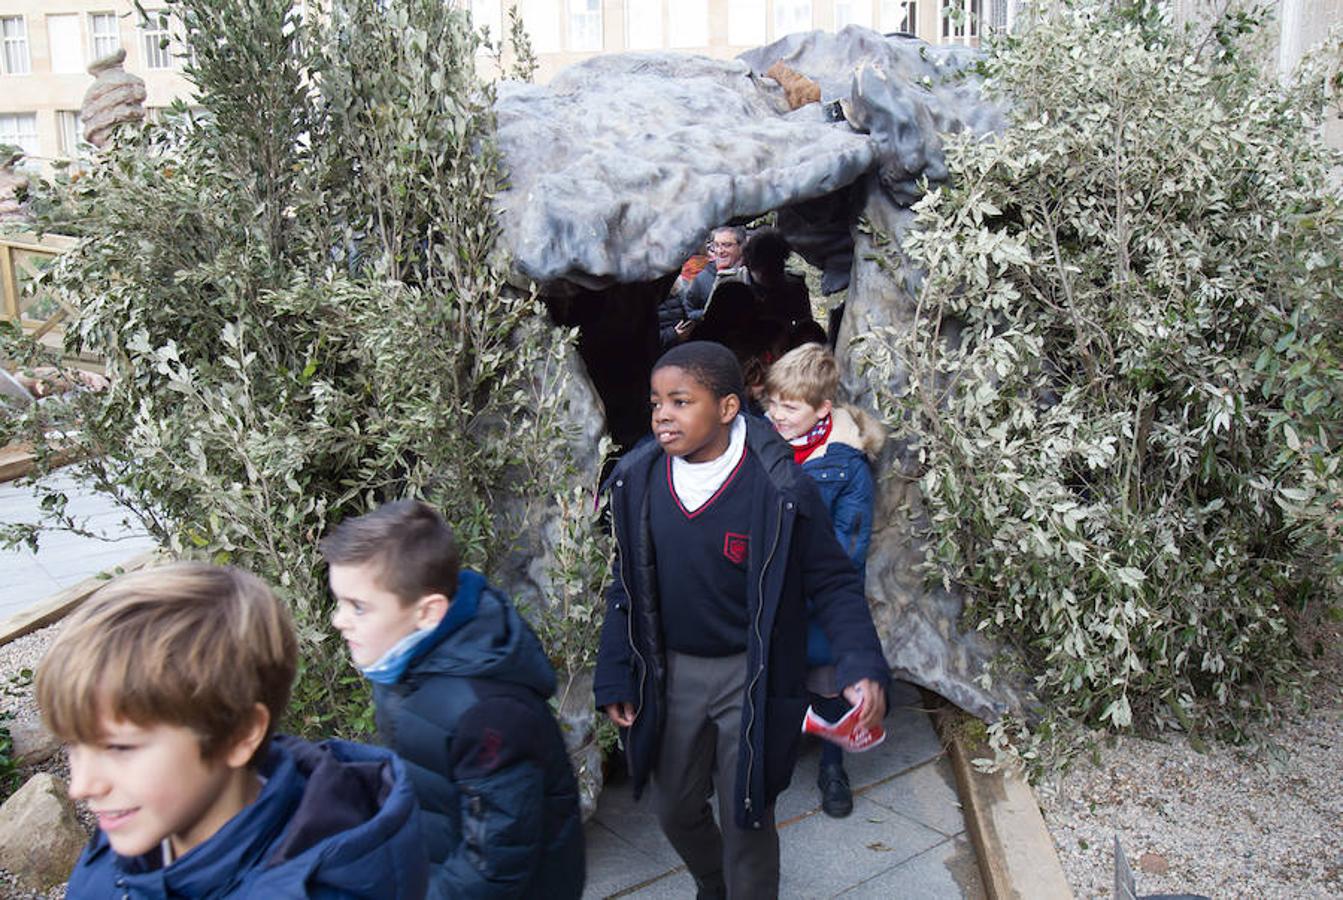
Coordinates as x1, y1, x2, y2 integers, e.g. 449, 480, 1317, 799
36, 562, 297, 764
765, 342, 838, 409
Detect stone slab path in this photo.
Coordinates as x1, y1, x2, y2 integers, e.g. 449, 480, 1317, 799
0, 472, 156, 619
583, 680, 985, 899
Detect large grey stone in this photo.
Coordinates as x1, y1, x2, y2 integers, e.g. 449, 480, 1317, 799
8, 717, 61, 767
0, 773, 87, 891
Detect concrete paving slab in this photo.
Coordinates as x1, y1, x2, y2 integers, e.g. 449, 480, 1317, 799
777, 795, 947, 895
865, 756, 967, 838
589, 777, 683, 869
581, 821, 675, 900
836, 834, 986, 900
1, 560, 63, 610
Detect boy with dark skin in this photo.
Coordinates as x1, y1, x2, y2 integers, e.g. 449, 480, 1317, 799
596, 341, 890, 899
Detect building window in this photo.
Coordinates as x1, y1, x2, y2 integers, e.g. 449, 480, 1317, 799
728, 0, 766, 46
626, 0, 662, 49
520, 0, 560, 53
0, 112, 39, 156
667, 0, 708, 47
1, 17, 30, 75
880, 0, 916, 34
941, 0, 980, 38
90, 12, 121, 61
56, 110, 84, 156
835, 0, 873, 29
569, 0, 602, 51
140, 10, 173, 69
469, 0, 502, 44
773, 0, 812, 37
48, 14, 85, 75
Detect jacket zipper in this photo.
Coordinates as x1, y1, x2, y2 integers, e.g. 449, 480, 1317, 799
742, 495, 784, 818
615, 485, 647, 720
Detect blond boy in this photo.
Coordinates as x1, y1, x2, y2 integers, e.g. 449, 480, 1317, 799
37, 562, 427, 898
766, 342, 886, 818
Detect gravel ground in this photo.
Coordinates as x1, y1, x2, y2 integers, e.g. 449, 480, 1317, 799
1039, 620, 1343, 899
1, 622, 72, 900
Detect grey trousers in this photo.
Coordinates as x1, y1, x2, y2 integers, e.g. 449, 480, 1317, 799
652, 650, 780, 900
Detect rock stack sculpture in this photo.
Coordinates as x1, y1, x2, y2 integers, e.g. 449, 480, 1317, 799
80, 49, 147, 149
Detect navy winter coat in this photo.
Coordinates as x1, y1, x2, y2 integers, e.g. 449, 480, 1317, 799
66, 737, 428, 899
801, 405, 883, 668
373, 570, 585, 900
593, 414, 891, 830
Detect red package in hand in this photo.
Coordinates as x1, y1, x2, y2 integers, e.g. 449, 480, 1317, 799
800, 703, 886, 753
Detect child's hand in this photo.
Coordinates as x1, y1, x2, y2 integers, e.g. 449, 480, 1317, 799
842, 679, 887, 731
604, 702, 637, 728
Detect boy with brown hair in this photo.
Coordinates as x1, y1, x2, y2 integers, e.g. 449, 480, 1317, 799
37, 562, 428, 898
320, 499, 585, 900
766, 342, 886, 818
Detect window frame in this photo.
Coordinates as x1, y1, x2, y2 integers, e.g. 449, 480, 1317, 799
1, 16, 31, 76
772, 0, 813, 38
139, 9, 173, 70
667, 0, 708, 48
56, 109, 84, 157
47, 13, 85, 75
89, 12, 121, 61
0, 112, 40, 157
568, 0, 603, 52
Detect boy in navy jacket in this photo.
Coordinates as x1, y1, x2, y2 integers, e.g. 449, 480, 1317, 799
766, 341, 885, 818
595, 341, 890, 899
38, 563, 428, 899
322, 500, 584, 900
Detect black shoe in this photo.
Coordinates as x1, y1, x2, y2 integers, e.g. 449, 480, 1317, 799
818, 762, 853, 818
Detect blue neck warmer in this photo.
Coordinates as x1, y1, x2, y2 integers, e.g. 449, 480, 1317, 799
360, 570, 485, 685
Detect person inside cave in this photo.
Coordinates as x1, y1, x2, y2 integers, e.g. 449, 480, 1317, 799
743, 227, 812, 329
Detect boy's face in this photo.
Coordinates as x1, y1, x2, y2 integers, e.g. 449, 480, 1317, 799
651, 365, 740, 464
329, 562, 440, 668
68, 716, 258, 859
767, 394, 833, 441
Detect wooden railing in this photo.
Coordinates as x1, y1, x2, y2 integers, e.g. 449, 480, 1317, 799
0, 231, 98, 366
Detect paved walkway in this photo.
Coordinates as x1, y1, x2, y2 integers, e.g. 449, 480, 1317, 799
584, 680, 985, 899
0, 471, 156, 618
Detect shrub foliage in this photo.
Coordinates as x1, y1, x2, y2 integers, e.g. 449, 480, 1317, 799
4, 0, 607, 733
859, 2, 1343, 762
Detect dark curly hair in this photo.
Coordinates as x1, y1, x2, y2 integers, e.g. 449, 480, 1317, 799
653, 340, 746, 405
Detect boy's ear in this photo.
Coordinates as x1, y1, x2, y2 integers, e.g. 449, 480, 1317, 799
414, 593, 450, 629
224, 703, 271, 770
719, 391, 741, 422
818, 399, 834, 418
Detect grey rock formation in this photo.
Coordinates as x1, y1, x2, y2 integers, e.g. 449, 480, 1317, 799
0, 773, 87, 891
493, 27, 1013, 722
81, 49, 147, 149
8, 717, 61, 767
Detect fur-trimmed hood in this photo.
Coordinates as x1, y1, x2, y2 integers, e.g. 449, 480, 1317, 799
815, 405, 886, 460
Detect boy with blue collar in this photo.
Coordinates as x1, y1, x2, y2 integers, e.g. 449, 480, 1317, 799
38, 563, 428, 899
321, 500, 585, 900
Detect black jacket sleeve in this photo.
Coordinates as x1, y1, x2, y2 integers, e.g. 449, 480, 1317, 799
593, 548, 636, 709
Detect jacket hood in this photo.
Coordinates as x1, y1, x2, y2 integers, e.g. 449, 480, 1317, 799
71, 736, 427, 899
407, 569, 557, 699
816, 405, 885, 460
